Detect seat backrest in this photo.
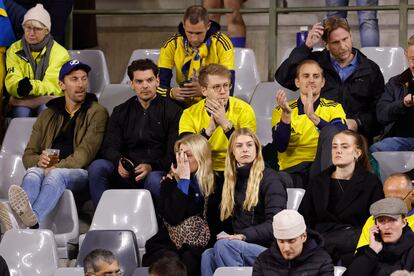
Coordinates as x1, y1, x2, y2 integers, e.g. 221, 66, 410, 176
0, 229, 58, 276
68, 50, 111, 98
286, 188, 306, 210
41, 190, 79, 240
76, 230, 140, 274
250, 82, 296, 145
132, 267, 150, 276
372, 151, 414, 182
213, 267, 253, 276
54, 268, 84, 276
0, 118, 36, 198
233, 48, 260, 102
334, 266, 347, 276
90, 190, 158, 248
98, 84, 135, 115
360, 47, 407, 83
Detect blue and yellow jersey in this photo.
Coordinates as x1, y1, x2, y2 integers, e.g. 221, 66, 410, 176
158, 21, 235, 98
272, 97, 347, 170
179, 96, 256, 171
0, 0, 15, 47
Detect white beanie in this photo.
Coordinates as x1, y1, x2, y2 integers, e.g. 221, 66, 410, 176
23, 4, 51, 31
273, 210, 306, 240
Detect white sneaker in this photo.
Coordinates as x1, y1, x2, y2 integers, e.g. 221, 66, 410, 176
8, 185, 38, 227
0, 201, 21, 233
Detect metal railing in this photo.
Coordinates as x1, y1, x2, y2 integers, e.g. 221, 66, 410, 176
70, 0, 414, 81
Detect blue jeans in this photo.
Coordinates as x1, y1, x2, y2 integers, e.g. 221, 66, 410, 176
370, 137, 414, 152
10, 104, 48, 118
326, 0, 379, 47
201, 239, 266, 276
22, 167, 88, 223
87, 159, 165, 207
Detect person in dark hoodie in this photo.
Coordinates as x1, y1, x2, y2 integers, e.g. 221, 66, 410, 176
370, 34, 414, 153
157, 5, 235, 107
253, 209, 334, 276
0, 59, 108, 233
345, 198, 414, 275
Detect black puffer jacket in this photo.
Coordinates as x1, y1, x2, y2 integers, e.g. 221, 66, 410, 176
231, 165, 287, 247
344, 227, 414, 276
252, 230, 334, 276
275, 44, 384, 139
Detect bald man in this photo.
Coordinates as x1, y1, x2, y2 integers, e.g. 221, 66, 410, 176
355, 173, 414, 249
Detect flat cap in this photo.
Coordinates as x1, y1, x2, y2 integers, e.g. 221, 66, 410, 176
370, 198, 408, 220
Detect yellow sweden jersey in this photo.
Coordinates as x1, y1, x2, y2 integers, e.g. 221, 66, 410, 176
179, 97, 256, 171
271, 98, 346, 170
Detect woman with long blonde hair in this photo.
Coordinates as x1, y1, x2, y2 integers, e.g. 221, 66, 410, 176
143, 134, 223, 276
201, 128, 287, 275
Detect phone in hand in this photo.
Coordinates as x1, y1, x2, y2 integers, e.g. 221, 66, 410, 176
374, 232, 383, 242
179, 80, 192, 88
120, 157, 135, 173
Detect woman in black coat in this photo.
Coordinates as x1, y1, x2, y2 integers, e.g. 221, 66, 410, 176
201, 128, 287, 276
142, 134, 223, 276
301, 130, 384, 265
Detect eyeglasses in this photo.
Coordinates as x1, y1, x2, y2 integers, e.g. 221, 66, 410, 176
207, 82, 232, 93
402, 189, 412, 201
23, 25, 46, 34
88, 270, 123, 276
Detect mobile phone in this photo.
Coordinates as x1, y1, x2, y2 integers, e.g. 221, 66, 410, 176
373, 223, 383, 242
120, 157, 135, 173
179, 80, 192, 88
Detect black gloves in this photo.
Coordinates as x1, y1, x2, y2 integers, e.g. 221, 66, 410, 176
17, 77, 33, 97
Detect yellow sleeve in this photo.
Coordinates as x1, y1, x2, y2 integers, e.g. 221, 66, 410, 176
271, 107, 283, 128
216, 33, 235, 71
158, 36, 177, 70
356, 216, 374, 250
179, 109, 197, 135
5, 42, 24, 97
330, 103, 347, 123
30, 43, 69, 96
238, 103, 256, 132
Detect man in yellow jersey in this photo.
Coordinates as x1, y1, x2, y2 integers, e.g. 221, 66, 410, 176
272, 59, 347, 187
157, 5, 234, 107
356, 173, 414, 250
179, 63, 255, 172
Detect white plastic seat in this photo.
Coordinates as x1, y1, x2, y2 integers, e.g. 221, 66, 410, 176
0, 118, 36, 198
250, 82, 296, 145
334, 266, 347, 276
372, 151, 414, 182
360, 47, 407, 83
88, 190, 158, 263
41, 190, 79, 259
213, 267, 253, 276
0, 118, 79, 258
0, 229, 59, 276
54, 268, 84, 276
233, 48, 260, 102
68, 50, 110, 98
98, 84, 134, 115
121, 48, 260, 102
286, 188, 306, 211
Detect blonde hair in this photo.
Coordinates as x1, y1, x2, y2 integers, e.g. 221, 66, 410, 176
220, 128, 265, 221
174, 134, 215, 196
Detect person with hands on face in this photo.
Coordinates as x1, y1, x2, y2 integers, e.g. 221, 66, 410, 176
143, 134, 223, 276
87, 59, 182, 208
275, 16, 384, 141
179, 64, 255, 172
201, 128, 288, 276
0, 60, 108, 233
272, 59, 347, 187
345, 198, 414, 276
370, 34, 414, 153
157, 5, 235, 107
